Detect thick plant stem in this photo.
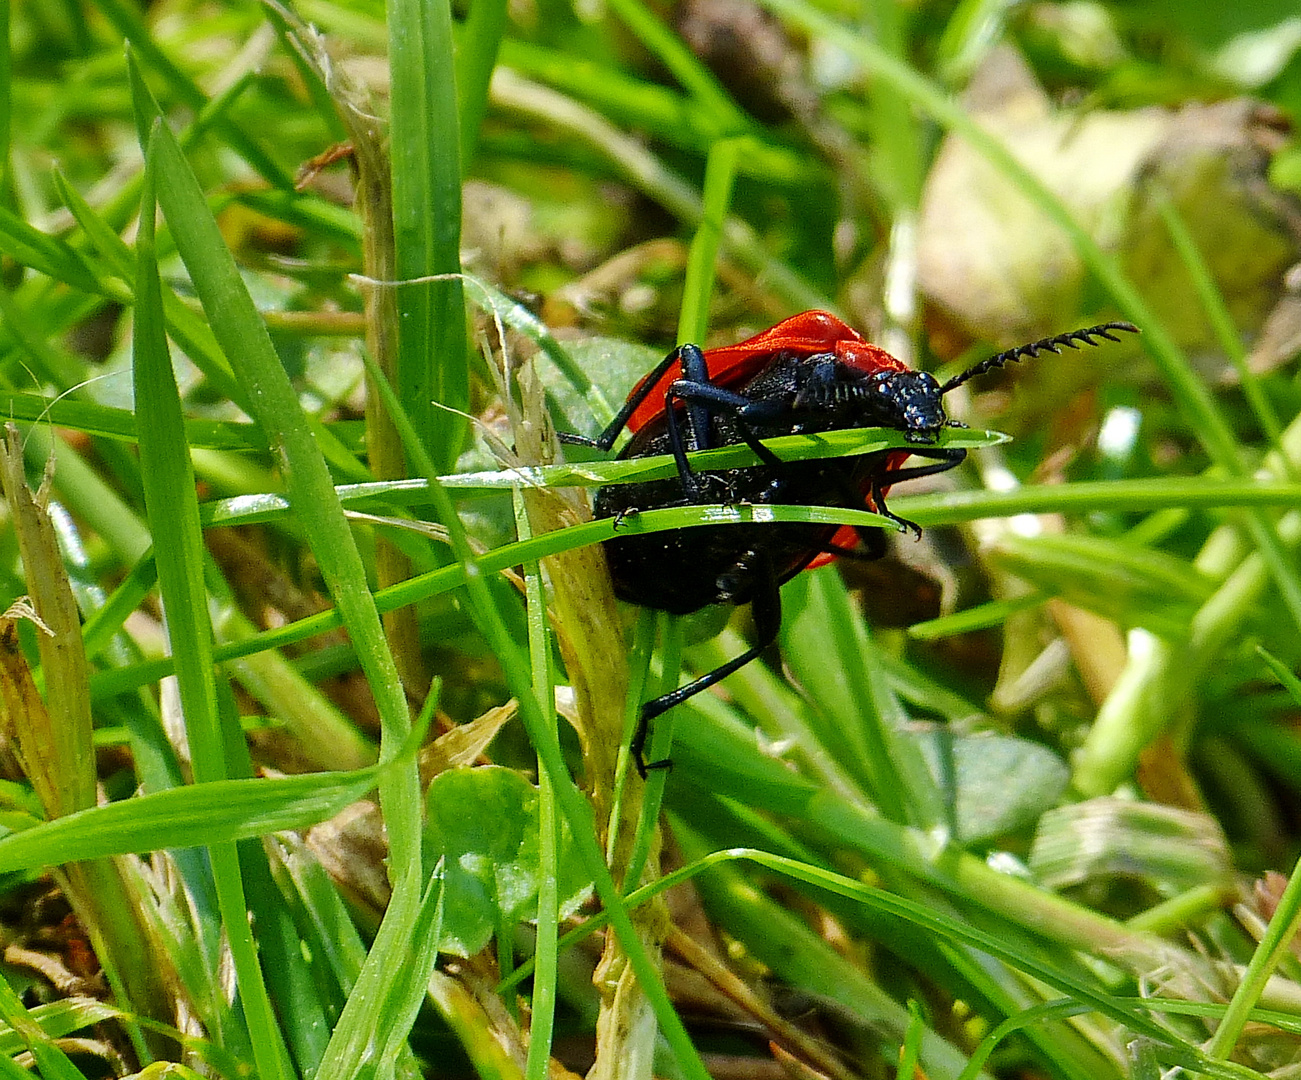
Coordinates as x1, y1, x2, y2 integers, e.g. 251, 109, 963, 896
514, 366, 665, 1080
0, 428, 178, 1059
354, 92, 428, 697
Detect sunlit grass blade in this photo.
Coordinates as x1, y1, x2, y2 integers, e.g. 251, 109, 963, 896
781, 568, 943, 828
200, 426, 1004, 512
136, 136, 293, 1080
0, 767, 388, 871
289, 861, 443, 1079
132, 49, 442, 1072
512, 491, 561, 1080
129, 49, 421, 872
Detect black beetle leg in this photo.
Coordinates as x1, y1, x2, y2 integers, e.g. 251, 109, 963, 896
632, 549, 780, 777
870, 473, 922, 539
870, 448, 968, 538
557, 344, 692, 451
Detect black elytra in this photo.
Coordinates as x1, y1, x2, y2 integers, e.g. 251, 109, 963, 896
559, 315, 1139, 774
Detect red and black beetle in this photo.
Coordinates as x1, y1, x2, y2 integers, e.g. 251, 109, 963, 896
560, 311, 1138, 772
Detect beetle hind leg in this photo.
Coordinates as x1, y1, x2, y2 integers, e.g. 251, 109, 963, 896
632, 549, 780, 777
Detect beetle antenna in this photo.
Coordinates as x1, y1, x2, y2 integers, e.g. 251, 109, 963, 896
939, 321, 1139, 395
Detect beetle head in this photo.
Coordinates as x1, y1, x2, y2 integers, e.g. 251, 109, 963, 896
863, 369, 948, 442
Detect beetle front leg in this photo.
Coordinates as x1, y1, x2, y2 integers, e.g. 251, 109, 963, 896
668, 379, 788, 470
556, 343, 695, 451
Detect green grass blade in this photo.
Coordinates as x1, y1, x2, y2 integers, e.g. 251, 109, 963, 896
1204, 841, 1301, 1060
677, 136, 743, 346
130, 52, 421, 877
782, 568, 944, 828
136, 138, 293, 1080
306, 863, 445, 1079
513, 491, 561, 1080
133, 160, 224, 788
0, 974, 86, 1080
457, 0, 509, 166
0, 767, 387, 871
133, 55, 436, 1072
388, 0, 468, 471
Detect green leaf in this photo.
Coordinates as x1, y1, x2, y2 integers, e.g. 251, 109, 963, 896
424, 767, 590, 956
388, 0, 468, 470
129, 47, 421, 880
918, 732, 1070, 845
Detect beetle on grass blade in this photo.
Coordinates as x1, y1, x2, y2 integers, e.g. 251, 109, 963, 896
559, 311, 1139, 774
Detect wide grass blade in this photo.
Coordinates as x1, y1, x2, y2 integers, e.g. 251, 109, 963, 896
136, 136, 293, 1080
387, 0, 468, 471
129, 51, 421, 875
0, 766, 389, 871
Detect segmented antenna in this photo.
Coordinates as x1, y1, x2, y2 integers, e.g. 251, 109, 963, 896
939, 321, 1140, 395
